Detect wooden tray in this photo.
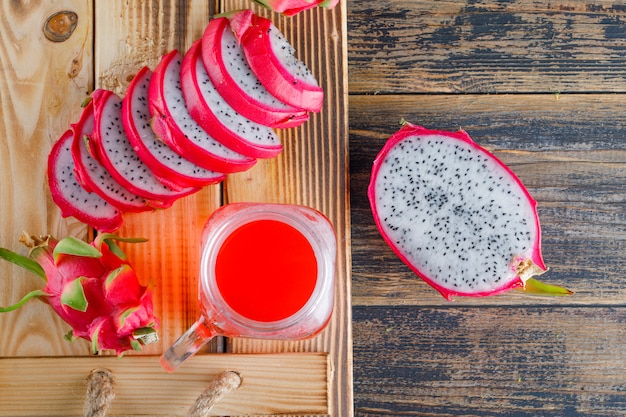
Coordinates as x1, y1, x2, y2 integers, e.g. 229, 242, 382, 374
0, 1, 351, 416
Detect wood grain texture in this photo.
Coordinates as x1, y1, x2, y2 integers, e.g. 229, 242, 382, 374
2, 1, 350, 416
0, 0, 93, 356
93, 0, 223, 355
220, 2, 353, 417
350, 93, 626, 307
353, 306, 626, 416
348, 1, 626, 415
0, 353, 329, 416
348, 0, 626, 94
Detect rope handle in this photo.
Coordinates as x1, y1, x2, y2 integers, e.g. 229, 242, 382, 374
85, 369, 115, 417
84, 369, 242, 417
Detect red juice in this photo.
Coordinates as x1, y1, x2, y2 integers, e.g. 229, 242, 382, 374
214, 219, 318, 322
160, 203, 336, 372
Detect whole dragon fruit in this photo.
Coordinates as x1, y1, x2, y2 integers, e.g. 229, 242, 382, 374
0, 233, 159, 355
368, 123, 571, 300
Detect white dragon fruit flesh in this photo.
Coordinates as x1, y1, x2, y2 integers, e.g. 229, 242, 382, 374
229, 10, 324, 113
201, 16, 309, 128
48, 129, 123, 233
122, 66, 227, 189
180, 40, 283, 158
0, 233, 158, 355
45, 10, 324, 232
71, 99, 152, 212
368, 123, 571, 300
148, 50, 257, 173
88, 89, 199, 206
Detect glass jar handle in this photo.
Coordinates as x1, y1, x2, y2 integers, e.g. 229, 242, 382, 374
160, 316, 217, 372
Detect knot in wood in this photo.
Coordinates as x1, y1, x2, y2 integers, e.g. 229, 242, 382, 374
44, 11, 78, 42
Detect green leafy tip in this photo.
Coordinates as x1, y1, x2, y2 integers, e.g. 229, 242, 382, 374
0, 248, 45, 279
130, 339, 143, 352
213, 9, 244, 19
61, 278, 89, 312
80, 96, 93, 108
91, 329, 100, 355
95, 234, 147, 260
53, 236, 101, 262
105, 264, 131, 289
0, 289, 47, 312
64, 330, 77, 343
251, 0, 270, 9
520, 278, 574, 296
118, 306, 139, 328
133, 327, 159, 346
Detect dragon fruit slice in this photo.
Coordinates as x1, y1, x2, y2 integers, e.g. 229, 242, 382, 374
148, 50, 257, 173
88, 89, 199, 207
368, 123, 571, 300
229, 10, 323, 113
180, 40, 283, 158
253, 0, 339, 16
122, 66, 227, 188
71, 100, 153, 212
201, 16, 309, 129
0, 233, 158, 355
48, 129, 123, 232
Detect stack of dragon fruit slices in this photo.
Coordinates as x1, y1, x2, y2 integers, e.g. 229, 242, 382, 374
47, 10, 323, 232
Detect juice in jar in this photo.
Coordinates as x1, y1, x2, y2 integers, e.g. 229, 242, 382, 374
161, 202, 336, 372
214, 219, 318, 322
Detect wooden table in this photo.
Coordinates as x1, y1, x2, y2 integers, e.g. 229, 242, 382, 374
0, 1, 350, 416
349, 1, 626, 416
3, 1, 626, 416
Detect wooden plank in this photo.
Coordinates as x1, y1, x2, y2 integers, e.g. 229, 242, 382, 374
353, 305, 626, 416
220, 1, 353, 417
0, 353, 329, 416
93, 0, 222, 355
350, 93, 626, 306
1, 1, 348, 416
0, 0, 94, 356
348, 0, 626, 94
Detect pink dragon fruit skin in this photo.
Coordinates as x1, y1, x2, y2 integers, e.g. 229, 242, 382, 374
89, 89, 200, 207
229, 10, 324, 113
201, 16, 309, 129
0, 233, 158, 355
148, 50, 257, 173
253, 0, 339, 16
48, 129, 124, 232
122, 66, 227, 189
368, 123, 571, 300
180, 40, 283, 159
70, 99, 153, 212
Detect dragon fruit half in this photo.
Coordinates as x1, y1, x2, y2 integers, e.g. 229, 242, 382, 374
368, 123, 571, 300
0, 233, 158, 355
